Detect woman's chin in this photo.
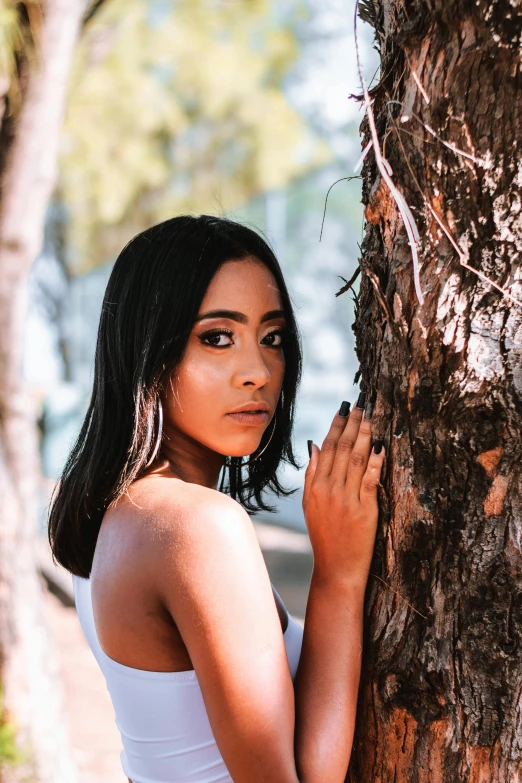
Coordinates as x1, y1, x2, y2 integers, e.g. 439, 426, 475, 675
225, 443, 262, 459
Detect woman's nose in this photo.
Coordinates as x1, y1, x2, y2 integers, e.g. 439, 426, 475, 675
233, 344, 271, 388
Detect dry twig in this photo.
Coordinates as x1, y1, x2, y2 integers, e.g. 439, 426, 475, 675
370, 573, 428, 620
319, 176, 361, 241
387, 100, 486, 167
335, 267, 361, 297
353, 1, 425, 306
384, 105, 522, 309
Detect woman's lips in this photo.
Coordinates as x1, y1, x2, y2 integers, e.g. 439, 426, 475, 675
226, 411, 270, 426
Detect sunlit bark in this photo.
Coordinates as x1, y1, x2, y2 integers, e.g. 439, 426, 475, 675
349, 1, 522, 780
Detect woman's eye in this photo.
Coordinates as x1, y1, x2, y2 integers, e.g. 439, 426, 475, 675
199, 329, 234, 348
262, 330, 283, 347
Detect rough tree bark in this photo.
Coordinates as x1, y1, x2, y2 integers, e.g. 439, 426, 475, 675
0, 2, 90, 780
348, 1, 522, 781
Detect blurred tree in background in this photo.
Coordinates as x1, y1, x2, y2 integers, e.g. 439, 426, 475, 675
60, 0, 328, 270
0, 3, 99, 778
0, 1, 326, 779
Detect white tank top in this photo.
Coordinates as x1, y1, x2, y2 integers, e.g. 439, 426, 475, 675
72, 574, 303, 783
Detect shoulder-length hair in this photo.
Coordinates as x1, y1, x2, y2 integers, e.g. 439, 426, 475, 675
48, 215, 302, 577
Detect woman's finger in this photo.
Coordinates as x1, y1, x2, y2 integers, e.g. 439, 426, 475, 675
346, 411, 373, 499
302, 441, 319, 511
314, 402, 351, 480
330, 403, 365, 484
359, 440, 385, 505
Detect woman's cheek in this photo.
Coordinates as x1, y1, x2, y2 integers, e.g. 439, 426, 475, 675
175, 350, 229, 410
269, 351, 285, 390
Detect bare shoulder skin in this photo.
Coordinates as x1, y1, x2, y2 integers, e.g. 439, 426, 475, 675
91, 476, 288, 674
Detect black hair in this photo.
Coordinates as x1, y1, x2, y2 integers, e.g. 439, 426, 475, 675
48, 215, 302, 577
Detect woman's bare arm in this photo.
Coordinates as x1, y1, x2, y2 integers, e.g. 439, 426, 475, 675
148, 405, 383, 783
293, 575, 366, 782
294, 405, 383, 781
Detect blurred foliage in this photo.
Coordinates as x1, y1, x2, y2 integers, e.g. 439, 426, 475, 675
0, 681, 23, 768
0, 1, 40, 113
0, 0, 106, 132
60, 0, 330, 272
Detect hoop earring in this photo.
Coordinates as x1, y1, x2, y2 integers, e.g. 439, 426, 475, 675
145, 399, 163, 469
241, 412, 277, 466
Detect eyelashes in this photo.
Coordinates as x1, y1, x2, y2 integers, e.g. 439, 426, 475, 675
198, 328, 233, 348
197, 327, 286, 349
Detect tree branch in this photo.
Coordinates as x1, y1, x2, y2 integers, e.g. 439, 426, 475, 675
82, 0, 107, 28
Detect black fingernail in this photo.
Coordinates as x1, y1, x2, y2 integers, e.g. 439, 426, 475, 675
307, 439, 313, 458
364, 400, 374, 419
373, 439, 383, 454
356, 391, 366, 409
339, 400, 351, 417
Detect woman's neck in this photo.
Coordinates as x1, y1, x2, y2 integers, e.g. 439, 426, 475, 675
146, 423, 226, 490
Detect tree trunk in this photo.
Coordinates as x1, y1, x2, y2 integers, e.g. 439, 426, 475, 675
0, 1, 89, 780
348, 2, 522, 781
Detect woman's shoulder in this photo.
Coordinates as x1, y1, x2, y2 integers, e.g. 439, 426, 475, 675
97, 477, 254, 592
107, 476, 249, 545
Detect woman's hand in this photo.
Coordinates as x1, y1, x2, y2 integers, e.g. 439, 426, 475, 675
302, 400, 385, 588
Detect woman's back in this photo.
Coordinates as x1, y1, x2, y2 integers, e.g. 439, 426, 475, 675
83, 469, 307, 783
73, 571, 302, 783
89, 477, 293, 673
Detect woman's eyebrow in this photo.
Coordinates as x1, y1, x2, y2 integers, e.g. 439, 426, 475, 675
194, 309, 285, 324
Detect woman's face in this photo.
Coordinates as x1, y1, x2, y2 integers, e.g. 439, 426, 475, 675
163, 257, 286, 459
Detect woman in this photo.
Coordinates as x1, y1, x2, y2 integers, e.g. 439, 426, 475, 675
48, 214, 385, 783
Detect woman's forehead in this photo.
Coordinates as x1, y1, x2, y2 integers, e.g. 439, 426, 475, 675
201, 258, 283, 311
